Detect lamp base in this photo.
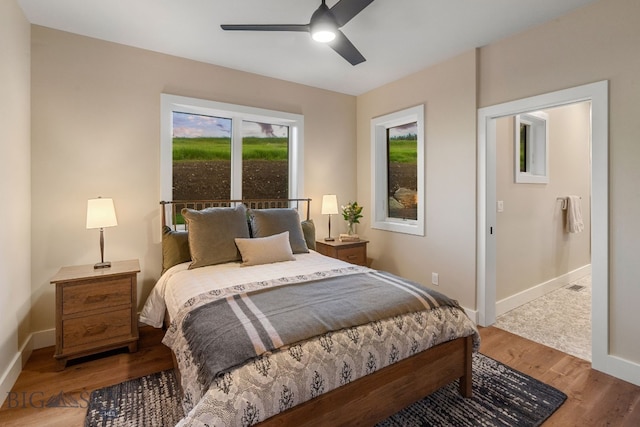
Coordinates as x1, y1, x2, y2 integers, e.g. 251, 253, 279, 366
324, 237, 335, 241
94, 261, 112, 269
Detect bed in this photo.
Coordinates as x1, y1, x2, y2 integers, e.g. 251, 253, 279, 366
140, 199, 480, 426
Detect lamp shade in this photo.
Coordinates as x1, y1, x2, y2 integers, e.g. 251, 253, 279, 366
86, 198, 118, 229
321, 194, 339, 215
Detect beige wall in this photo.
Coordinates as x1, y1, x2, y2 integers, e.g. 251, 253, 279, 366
0, 0, 31, 402
480, 0, 640, 362
496, 103, 592, 301
7, 0, 640, 392
30, 26, 357, 332
356, 51, 478, 308
355, 0, 640, 368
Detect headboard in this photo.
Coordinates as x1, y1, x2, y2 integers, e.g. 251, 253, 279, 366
160, 198, 312, 230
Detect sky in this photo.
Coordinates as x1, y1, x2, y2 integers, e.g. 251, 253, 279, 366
172, 112, 288, 138
388, 121, 417, 139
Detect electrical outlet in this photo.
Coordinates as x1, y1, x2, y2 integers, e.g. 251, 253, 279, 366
432, 272, 439, 286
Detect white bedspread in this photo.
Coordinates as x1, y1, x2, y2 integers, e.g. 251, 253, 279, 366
139, 250, 368, 328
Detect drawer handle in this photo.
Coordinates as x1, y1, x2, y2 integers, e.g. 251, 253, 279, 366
84, 324, 109, 336
347, 255, 358, 260
85, 294, 109, 304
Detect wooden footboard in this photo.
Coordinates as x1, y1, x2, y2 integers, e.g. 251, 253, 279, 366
168, 334, 472, 426
258, 335, 473, 426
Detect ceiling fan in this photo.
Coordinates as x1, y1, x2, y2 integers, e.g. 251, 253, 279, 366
221, 0, 374, 66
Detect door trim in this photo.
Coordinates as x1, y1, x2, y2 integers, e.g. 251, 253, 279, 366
476, 81, 609, 369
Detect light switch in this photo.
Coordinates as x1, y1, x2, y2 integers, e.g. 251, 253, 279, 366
497, 200, 504, 212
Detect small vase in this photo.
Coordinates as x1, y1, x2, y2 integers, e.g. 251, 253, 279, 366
347, 222, 356, 236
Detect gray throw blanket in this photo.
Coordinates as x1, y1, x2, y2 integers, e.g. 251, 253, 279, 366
182, 270, 460, 390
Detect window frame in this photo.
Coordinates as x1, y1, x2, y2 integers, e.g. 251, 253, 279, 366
161, 94, 304, 201
371, 104, 425, 236
514, 111, 549, 184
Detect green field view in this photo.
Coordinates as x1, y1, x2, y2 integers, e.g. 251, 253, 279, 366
173, 137, 288, 161
174, 137, 416, 163
389, 140, 417, 163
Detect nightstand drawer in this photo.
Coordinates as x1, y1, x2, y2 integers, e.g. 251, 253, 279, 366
63, 308, 132, 349
51, 259, 140, 370
316, 240, 368, 267
337, 247, 366, 265
62, 278, 132, 315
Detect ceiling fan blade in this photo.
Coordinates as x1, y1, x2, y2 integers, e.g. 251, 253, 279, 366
330, 0, 375, 27
221, 24, 309, 32
329, 30, 365, 65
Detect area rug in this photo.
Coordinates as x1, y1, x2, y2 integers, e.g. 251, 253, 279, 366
84, 353, 566, 427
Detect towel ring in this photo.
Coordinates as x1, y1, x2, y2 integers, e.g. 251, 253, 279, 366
557, 197, 568, 210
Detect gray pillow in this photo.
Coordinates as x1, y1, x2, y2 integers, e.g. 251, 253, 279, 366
161, 226, 191, 273
249, 208, 309, 254
182, 205, 250, 269
301, 219, 316, 251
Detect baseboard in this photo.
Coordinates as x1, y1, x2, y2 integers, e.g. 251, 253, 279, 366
594, 353, 640, 388
0, 352, 23, 408
0, 332, 35, 408
496, 264, 591, 317
31, 328, 55, 350
462, 306, 478, 325
0, 327, 55, 407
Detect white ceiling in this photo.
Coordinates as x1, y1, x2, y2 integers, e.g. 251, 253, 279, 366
18, 0, 597, 96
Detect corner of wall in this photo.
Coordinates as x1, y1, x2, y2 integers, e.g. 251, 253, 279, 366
0, 334, 34, 407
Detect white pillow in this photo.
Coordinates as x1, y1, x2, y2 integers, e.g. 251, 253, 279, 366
234, 231, 295, 266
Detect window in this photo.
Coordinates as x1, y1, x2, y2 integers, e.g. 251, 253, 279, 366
161, 94, 304, 201
371, 105, 424, 236
514, 111, 548, 184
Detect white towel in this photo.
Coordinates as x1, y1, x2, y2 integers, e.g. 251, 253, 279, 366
566, 195, 584, 233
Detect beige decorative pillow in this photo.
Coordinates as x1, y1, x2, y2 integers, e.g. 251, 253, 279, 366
249, 208, 309, 254
181, 205, 250, 269
161, 226, 191, 273
301, 219, 316, 251
234, 231, 295, 266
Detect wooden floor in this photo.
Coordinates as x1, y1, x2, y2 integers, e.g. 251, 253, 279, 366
0, 326, 173, 427
1, 326, 639, 426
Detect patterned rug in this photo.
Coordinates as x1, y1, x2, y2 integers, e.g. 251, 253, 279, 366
84, 353, 566, 427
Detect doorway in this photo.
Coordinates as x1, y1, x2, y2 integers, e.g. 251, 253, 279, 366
493, 102, 592, 360
476, 81, 609, 372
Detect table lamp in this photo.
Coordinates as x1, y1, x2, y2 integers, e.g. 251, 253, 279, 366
86, 197, 118, 269
321, 194, 339, 241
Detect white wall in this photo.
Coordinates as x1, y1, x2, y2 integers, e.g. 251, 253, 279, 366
0, 0, 31, 406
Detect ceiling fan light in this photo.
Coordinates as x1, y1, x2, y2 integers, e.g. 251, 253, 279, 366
312, 29, 336, 42
310, 2, 337, 43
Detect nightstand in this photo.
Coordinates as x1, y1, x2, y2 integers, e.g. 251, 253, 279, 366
50, 259, 140, 370
315, 239, 369, 266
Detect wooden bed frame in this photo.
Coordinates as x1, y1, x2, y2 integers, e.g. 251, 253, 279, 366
258, 336, 473, 426
160, 199, 473, 426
